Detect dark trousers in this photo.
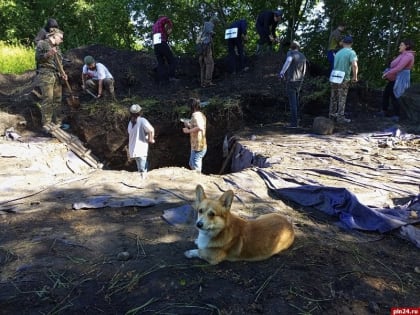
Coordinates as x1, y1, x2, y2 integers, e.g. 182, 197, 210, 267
327, 50, 336, 74
227, 39, 245, 73
382, 80, 400, 116
286, 81, 302, 127
256, 25, 271, 45
154, 42, 176, 82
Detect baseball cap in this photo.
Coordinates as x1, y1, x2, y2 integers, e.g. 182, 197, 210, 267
130, 104, 142, 113
342, 35, 353, 44
84, 55, 95, 65
273, 10, 283, 17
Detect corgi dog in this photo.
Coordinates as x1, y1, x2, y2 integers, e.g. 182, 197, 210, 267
184, 185, 295, 265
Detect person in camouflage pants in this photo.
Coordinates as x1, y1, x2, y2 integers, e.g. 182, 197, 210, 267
34, 28, 67, 128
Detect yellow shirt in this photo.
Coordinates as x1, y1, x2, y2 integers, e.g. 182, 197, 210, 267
190, 111, 207, 151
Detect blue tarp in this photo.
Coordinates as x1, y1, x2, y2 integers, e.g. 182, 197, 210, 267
257, 169, 420, 233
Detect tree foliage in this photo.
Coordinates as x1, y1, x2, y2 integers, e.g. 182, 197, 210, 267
0, 0, 418, 83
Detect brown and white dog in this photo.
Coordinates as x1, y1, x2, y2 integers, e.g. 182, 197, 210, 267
184, 185, 295, 265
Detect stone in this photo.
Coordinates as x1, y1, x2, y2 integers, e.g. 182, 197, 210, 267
312, 116, 334, 135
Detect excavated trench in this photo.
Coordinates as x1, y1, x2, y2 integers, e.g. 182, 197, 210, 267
98, 94, 284, 175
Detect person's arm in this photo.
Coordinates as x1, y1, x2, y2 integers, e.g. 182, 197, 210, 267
81, 65, 88, 89
96, 64, 106, 97
279, 56, 293, 78
383, 54, 411, 79
147, 130, 155, 143
351, 60, 358, 82
97, 79, 103, 97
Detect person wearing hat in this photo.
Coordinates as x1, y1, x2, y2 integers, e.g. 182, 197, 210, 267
198, 15, 218, 87
278, 41, 307, 128
329, 35, 358, 123
81, 55, 116, 100
182, 98, 207, 172
152, 16, 177, 84
127, 104, 155, 178
255, 9, 283, 54
34, 27, 68, 130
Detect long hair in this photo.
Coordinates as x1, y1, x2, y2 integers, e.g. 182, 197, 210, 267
402, 39, 415, 51
190, 98, 201, 113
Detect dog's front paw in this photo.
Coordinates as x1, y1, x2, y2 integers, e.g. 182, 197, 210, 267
184, 249, 199, 259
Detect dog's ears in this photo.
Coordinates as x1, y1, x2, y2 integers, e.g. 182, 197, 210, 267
219, 190, 234, 210
195, 185, 206, 203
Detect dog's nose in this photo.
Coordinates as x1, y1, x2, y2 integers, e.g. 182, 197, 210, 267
196, 221, 203, 229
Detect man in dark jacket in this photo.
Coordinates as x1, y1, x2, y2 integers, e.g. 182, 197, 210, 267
256, 10, 283, 54
278, 41, 307, 128
226, 19, 248, 73
152, 16, 177, 84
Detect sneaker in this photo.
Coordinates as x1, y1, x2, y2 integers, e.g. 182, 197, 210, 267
60, 123, 70, 130
202, 82, 216, 88
286, 124, 298, 129
337, 117, 351, 123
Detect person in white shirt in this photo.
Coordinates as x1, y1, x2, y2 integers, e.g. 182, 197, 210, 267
82, 55, 116, 100
127, 104, 155, 179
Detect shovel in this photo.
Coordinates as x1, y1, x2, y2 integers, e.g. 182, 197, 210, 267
54, 54, 80, 109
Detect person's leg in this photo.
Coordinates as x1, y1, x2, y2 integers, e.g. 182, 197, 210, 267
327, 50, 335, 74
329, 83, 339, 118
381, 81, 393, 113
51, 76, 63, 125
227, 40, 236, 73
85, 79, 98, 94
236, 40, 245, 72
204, 47, 214, 84
287, 82, 298, 127
135, 156, 148, 177
103, 78, 116, 99
162, 42, 176, 79
37, 72, 55, 126
189, 148, 207, 172
336, 81, 350, 122
256, 26, 269, 54
154, 44, 168, 82
199, 55, 205, 86
389, 81, 401, 116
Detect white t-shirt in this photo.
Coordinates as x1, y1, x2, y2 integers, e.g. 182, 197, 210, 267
82, 62, 113, 80
127, 117, 154, 158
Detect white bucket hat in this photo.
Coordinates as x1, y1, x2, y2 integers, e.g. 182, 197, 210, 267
130, 104, 142, 113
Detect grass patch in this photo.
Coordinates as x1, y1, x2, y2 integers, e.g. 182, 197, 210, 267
0, 41, 35, 74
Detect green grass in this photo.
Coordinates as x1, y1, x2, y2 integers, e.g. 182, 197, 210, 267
0, 41, 35, 74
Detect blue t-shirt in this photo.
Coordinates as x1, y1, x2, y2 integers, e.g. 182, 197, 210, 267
333, 47, 357, 81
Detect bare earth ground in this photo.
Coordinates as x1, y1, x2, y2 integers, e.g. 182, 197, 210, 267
1, 46, 420, 315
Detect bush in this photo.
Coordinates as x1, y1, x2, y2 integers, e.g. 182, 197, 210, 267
0, 42, 35, 74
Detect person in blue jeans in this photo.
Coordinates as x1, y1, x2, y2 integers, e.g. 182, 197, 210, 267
127, 104, 155, 179
278, 41, 307, 128
182, 98, 207, 172
226, 19, 248, 74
